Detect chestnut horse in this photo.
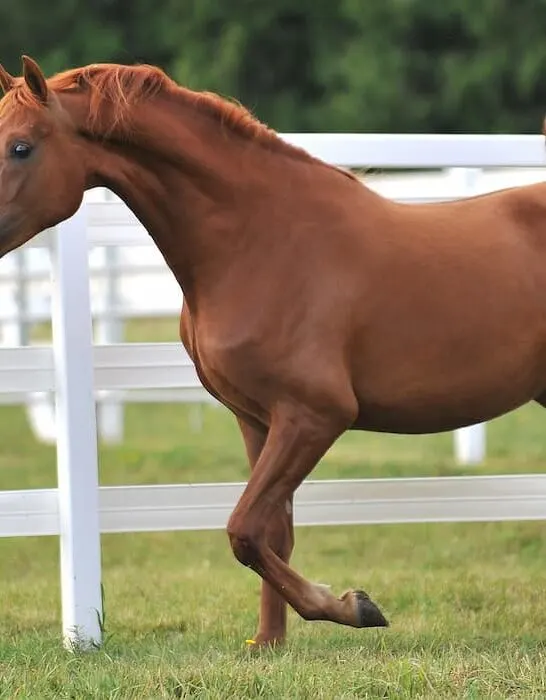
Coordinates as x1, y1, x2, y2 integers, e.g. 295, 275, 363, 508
1, 56, 546, 647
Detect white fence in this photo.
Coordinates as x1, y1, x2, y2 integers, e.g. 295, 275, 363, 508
3, 133, 546, 650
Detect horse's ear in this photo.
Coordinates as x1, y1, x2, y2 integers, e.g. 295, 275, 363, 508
0, 64, 14, 95
21, 55, 48, 103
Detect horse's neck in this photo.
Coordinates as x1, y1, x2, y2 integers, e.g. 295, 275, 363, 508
77, 94, 263, 307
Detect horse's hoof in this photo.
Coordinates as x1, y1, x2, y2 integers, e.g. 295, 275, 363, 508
354, 589, 389, 628
245, 635, 285, 651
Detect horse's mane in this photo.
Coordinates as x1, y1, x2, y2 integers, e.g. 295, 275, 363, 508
2, 63, 356, 180
50, 64, 271, 139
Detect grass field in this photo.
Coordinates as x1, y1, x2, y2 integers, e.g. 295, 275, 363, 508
2, 320, 546, 698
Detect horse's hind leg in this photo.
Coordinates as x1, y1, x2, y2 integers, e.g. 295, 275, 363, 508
227, 398, 387, 637
237, 417, 294, 646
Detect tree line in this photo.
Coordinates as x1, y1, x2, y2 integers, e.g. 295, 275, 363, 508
1, 0, 545, 134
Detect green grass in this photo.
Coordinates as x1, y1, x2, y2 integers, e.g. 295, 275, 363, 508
2, 318, 546, 697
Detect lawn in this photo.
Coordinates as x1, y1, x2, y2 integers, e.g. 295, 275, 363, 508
2, 319, 546, 698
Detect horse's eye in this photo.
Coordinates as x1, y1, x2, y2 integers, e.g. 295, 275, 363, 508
10, 142, 33, 160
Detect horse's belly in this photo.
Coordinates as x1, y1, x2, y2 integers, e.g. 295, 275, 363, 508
352, 335, 543, 434
352, 394, 527, 434
352, 373, 536, 433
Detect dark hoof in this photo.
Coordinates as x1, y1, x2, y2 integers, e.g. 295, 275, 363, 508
354, 589, 389, 628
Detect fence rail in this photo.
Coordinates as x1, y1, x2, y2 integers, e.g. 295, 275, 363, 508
3, 133, 546, 649
3, 475, 546, 538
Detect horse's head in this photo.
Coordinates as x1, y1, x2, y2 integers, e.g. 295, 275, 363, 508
0, 56, 87, 256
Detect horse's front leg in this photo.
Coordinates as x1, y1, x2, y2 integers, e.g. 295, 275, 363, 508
227, 398, 388, 636
237, 417, 294, 647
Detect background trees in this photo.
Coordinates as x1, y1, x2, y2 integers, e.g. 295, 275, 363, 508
1, 0, 544, 133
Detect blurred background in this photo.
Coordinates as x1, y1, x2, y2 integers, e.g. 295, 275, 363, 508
1, 0, 545, 135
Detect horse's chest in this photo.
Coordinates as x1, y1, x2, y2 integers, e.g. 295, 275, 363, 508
191, 332, 267, 419
191, 344, 227, 399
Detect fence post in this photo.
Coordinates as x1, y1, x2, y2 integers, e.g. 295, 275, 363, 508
96, 244, 124, 443
447, 168, 487, 466
12, 248, 29, 345
21, 242, 58, 444
454, 424, 486, 465
50, 205, 103, 649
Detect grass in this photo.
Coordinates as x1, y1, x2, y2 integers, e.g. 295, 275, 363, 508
2, 317, 546, 697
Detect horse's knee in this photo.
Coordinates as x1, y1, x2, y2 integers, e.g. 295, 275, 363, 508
227, 523, 261, 568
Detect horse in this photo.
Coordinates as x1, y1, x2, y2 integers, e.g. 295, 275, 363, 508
1, 56, 546, 648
